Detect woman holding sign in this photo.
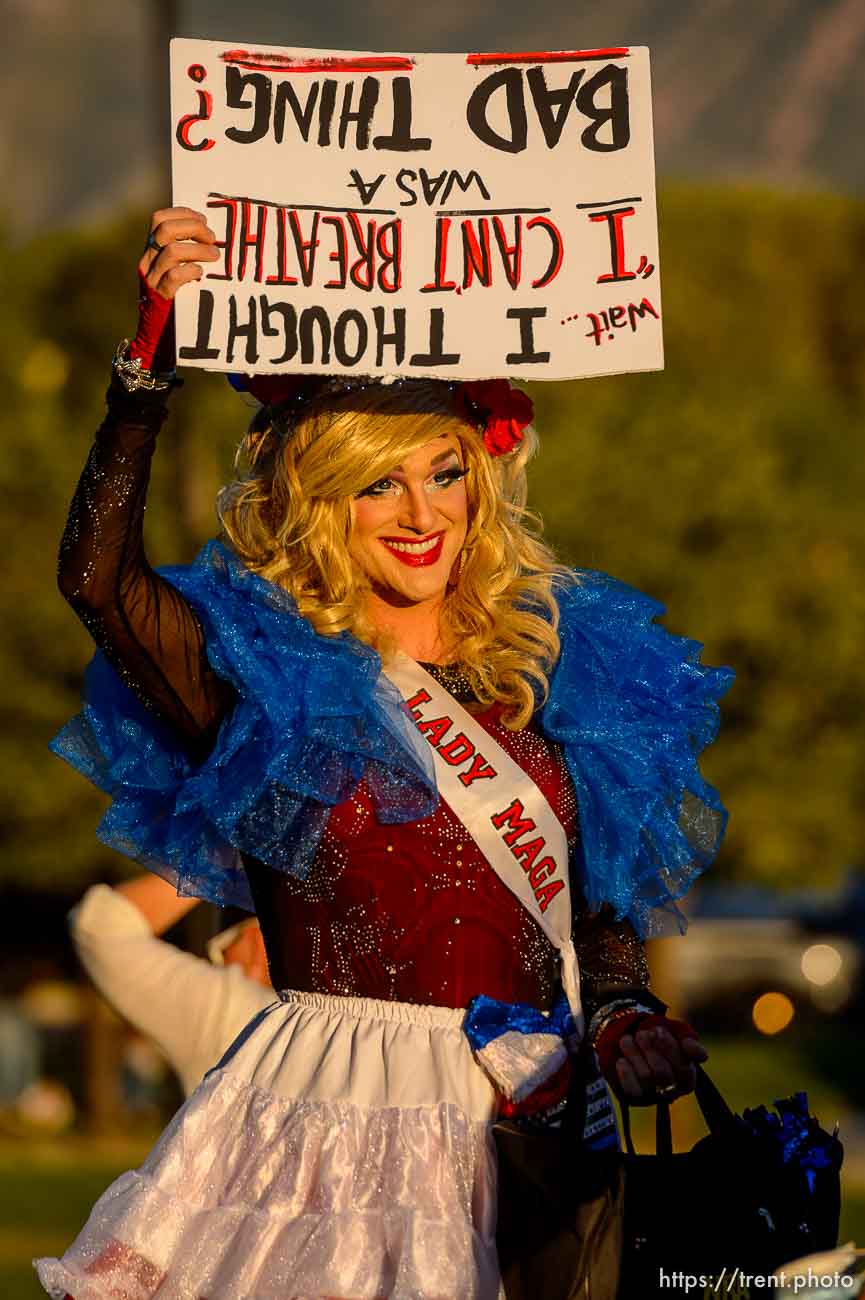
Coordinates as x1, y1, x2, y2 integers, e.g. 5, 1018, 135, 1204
37, 209, 731, 1300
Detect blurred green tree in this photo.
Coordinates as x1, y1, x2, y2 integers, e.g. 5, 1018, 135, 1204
530, 187, 865, 888
1, 186, 863, 894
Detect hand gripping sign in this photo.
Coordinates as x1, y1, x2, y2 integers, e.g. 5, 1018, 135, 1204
171, 40, 662, 381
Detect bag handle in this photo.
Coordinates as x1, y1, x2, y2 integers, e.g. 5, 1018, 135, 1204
621, 1066, 735, 1156
621, 1097, 672, 1157
693, 1064, 736, 1132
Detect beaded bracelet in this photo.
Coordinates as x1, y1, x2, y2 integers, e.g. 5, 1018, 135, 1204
112, 339, 178, 394
588, 997, 658, 1046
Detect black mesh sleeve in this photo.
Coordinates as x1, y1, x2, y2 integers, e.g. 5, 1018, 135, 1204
573, 907, 652, 1020
58, 379, 236, 759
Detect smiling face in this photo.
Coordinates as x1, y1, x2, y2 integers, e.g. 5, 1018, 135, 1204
348, 432, 469, 609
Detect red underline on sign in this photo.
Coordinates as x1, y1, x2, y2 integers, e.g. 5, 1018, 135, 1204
219, 50, 416, 73
466, 48, 630, 66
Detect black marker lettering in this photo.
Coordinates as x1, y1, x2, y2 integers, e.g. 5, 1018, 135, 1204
290, 211, 321, 287
376, 220, 402, 292
420, 217, 457, 293
526, 66, 586, 148
178, 289, 220, 360
441, 169, 491, 204
338, 77, 381, 149
419, 170, 448, 206
322, 214, 348, 288
409, 308, 460, 366
373, 77, 432, 151
237, 201, 267, 282
265, 208, 298, 286
226, 295, 259, 364
260, 299, 298, 365
462, 219, 492, 289
224, 68, 272, 144
373, 306, 406, 366
317, 80, 338, 146
273, 80, 320, 143
466, 68, 528, 154
347, 212, 376, 291
576, 65, 630, 152
505, 307, 550, 364
493, 217, 522, 289
299, 306, 332, 364
334, 309, 368, 365
348, 169, 387, 206
395, 169, 418, 206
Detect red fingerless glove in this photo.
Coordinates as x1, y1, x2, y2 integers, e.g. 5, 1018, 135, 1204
594, 1012, 697, 1078
128, 272, 175, 373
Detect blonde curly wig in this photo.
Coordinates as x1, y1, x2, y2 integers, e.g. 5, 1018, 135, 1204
217, 380, 572, 727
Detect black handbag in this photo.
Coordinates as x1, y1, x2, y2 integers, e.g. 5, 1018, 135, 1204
619, 1068, 843, 1298
494, 1064, 842, 1300
494, 1052, 625, 1300
494, 1122, 625, 1300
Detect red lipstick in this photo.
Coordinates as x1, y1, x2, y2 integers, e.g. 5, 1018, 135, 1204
379, 531, 446, 567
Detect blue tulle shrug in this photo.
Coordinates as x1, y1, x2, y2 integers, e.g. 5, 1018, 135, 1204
52, 541, 734, 937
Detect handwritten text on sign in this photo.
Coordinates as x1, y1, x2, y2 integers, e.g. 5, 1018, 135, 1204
170, 42, 662, 380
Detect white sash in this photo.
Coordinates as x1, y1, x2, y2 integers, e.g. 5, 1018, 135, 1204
384, 655, 583, 1033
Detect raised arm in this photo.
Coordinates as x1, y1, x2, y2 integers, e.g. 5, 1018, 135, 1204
114, 872, 201, 934
58, 209, 234, 755
69, 882, 273, 1095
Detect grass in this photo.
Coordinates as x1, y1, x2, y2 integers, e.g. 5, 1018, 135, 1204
0, 1135, 154, 1300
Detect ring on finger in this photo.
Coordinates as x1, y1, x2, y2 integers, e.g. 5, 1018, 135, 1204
655, 1083, 677, 1100
146, 231, 164, 254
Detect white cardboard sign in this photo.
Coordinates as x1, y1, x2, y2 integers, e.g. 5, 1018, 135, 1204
170, 40, 663, 380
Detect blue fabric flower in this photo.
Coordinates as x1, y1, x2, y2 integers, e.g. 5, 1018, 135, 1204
743, 1093, 840, 1194
52, 546, 733, 930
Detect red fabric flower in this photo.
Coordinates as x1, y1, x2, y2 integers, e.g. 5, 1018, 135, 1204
496, 1058, 572, 1119
461, 379, 534, 456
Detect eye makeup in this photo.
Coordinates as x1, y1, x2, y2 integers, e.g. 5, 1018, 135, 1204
356, 462, 467, 500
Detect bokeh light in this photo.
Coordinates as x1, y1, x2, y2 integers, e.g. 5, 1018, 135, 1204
752, 992, 795, 1036
801, 943, 843, 987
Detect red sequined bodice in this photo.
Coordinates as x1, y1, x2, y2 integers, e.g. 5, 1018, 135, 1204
248, 703, 577, 1009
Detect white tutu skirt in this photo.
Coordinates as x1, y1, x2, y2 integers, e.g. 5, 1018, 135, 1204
35, 990, 503, 1300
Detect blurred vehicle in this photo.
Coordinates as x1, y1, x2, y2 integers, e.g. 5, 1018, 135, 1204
671, 875, 865, 1033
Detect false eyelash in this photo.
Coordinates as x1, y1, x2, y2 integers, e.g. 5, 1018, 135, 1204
356, 466, 467, 498
356, 479, 398, 498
